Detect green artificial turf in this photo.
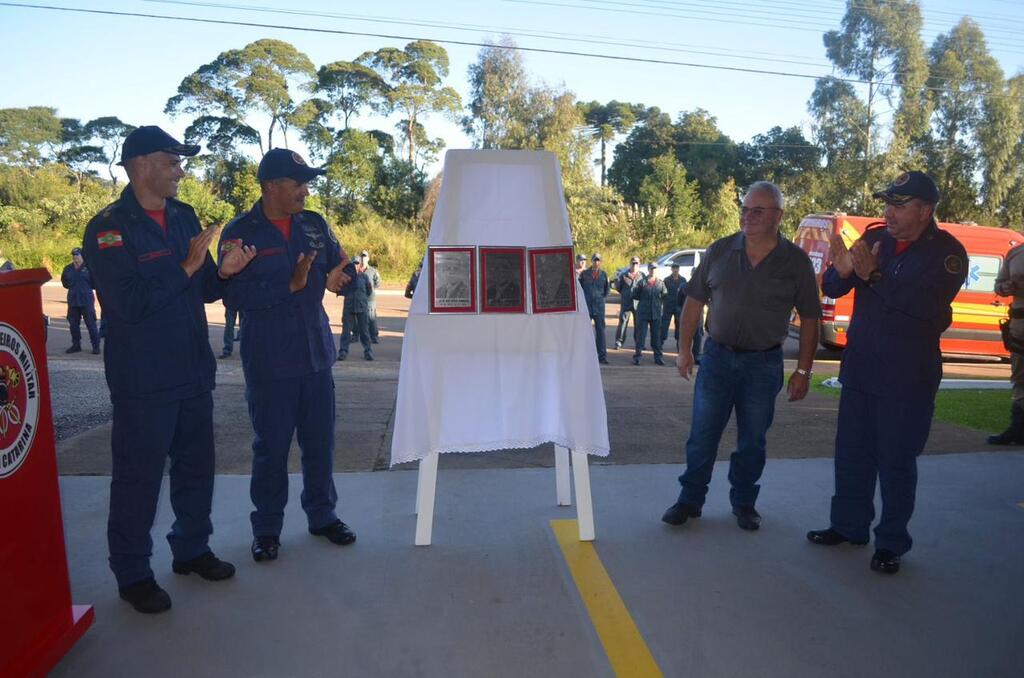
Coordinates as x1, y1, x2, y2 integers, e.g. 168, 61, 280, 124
811, 376, 1011, 432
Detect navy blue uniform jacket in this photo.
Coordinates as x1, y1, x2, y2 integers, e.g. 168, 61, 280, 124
61, 263, 96, 307
579, 268, 609, 317
83, 185, 224, 402
220, 201, 344, 385
822, 221, 967, 397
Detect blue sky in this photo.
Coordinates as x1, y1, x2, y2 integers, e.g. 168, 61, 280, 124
1, 0, 1022, 179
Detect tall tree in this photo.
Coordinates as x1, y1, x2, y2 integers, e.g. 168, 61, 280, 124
636, 153, 701, 255
0, 106, 62, 166
462, 38, 533, 149
924, 18, 1004, 221
84, 117, 135, 186
577, 100, 644, 186
315, 60, 386, 131
822, 0, 928, 200
607, 107, 674, 203
738, 126, 820, 186
358, 40, 461, 166
672, 109, 739, 209
166, 39, 316, 152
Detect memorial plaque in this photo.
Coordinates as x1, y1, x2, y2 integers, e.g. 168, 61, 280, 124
428, 246, 477, 313
529, 246, 577, 314
480, 247, 526, 313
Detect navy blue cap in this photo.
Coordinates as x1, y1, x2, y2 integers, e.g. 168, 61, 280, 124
873, 171, 940, 205
71, 247, 82, 256
576, 254, 587, 262
119, 126, 199, 165
257, 148, 325, 183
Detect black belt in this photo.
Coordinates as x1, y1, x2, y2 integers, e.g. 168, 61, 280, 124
715, 341, 781, 354
1010, 308, 1024, 319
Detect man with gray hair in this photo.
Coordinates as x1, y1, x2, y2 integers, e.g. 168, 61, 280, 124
662, 181, 821, 531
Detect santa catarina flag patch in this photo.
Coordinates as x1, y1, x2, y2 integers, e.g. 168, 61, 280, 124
97, 231, 124, 249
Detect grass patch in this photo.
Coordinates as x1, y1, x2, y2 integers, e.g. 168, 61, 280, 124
811, 376, 1010, 432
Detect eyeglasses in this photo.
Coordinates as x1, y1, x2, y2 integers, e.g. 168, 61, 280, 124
740, 206, 781, 218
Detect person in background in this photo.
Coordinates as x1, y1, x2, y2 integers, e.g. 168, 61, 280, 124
632, 262, 667, 365
338, 255, 375, 361
987, 241, 1024, 445
614, 256, 643, 350
579, 253, 610, 365
661, 263, 684, 349
61, 247, 101, 355
361, 249, 382, 344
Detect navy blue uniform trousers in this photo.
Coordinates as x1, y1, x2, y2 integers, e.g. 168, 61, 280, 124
68, 303, 100, 349
108, 392, 214, 587
831, 386, 932, 556
247, 368, 338, 536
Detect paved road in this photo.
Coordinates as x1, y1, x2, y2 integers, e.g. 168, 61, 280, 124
40, 282, 1014, 475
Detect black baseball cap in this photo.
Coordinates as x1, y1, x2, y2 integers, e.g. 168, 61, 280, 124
592, 253, 602, 262
119, 126, 200, 165
873, 171, 940, 206
71, 247, 82, 256
257, 148, 326, 183
576, 254, 587, 262
647, 262, 657, 270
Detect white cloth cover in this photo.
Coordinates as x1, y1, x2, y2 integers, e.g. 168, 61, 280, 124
390, 150, 611, 465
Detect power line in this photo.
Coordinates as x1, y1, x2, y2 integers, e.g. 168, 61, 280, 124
143, 0, 837, 70
1, 1, 1021, 101
512, 0, 1024, 54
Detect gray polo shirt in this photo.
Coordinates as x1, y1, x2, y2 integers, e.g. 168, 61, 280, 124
686, 231, 821, 350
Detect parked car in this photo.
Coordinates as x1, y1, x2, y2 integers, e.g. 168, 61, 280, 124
612, 248, 705, 288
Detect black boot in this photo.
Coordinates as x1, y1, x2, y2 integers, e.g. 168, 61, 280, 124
988, 401, 1024, 445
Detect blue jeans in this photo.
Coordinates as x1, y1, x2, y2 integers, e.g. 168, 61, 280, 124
677, 338, 783, 509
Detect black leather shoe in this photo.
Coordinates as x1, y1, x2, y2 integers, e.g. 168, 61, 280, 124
251, 536, 280, 562
65, 345, 81, 354
598, 357, 609, 364
119, 578, 172, 614
807, 528, 868, 546
364, 352, 374, 361
654, 357, 665, 365
371, 337, 379, 344
632, 355, 641, 365
172, 551, 236, 580
661, 502, 701, 526
336, 352, 347, 362
870, 549, 900, 574
91, 346, 101, 355
733, 506, 761, 531
309, 520, 356, 545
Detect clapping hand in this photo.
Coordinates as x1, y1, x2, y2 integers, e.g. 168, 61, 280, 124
290, 251, 317, 293
219, 243, 257, 278
182, 226, 220, 277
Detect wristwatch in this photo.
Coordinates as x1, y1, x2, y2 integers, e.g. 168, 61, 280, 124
794, 367, 812, 378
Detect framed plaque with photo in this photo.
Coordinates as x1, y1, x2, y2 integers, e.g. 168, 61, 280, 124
529, 246, 577, 314
428, 246, 477, 313
479, 247, 527, 314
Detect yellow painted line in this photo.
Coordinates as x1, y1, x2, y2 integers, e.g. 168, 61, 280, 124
550, 519, 663, 678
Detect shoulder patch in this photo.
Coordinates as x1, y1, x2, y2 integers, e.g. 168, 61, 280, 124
944, 255, 963, 275
97, 231, 123, 249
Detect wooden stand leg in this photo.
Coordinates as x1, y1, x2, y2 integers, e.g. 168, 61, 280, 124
555, 445, 571, 506
415, 452, 439, 546
571, 450, 595, 541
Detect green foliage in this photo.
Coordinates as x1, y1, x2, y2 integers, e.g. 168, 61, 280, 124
166, 38, 316, 151
0, 107, 62, 166
333, 211, 425, 282
358, 40, 461, 165
176, 175, 234, 226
